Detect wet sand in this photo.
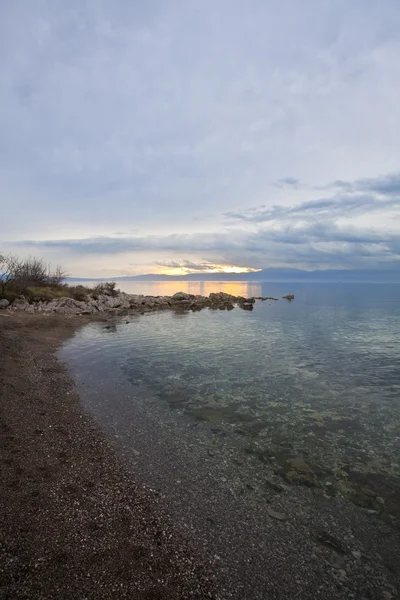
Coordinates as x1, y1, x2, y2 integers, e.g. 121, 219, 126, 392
1, 312, 400, 599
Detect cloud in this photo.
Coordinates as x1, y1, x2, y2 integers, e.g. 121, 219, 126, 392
1, 2, 400, 275
226, 194, 400, 223
12, 212, 400, 272
330, 172, 400, 196
226, 172, 400, 223
275, 177, 299, 187
155, 260, 224, 272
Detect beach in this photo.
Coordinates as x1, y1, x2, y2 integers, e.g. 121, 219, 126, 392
1, 311, 399, 600
0, 312, 218, 599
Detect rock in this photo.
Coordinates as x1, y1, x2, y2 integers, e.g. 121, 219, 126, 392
240, 302, 254, 310
257, 297, 279, 301
288, 457, 314, 474
267, 508, 286, 521
172, 292, 192, 301
0, 299, 10, 308
9, 289, 262, 317
315, 530, 347, 554
11, 298, 29, 310
264, 479, 286, 493
282, 294, 294, 300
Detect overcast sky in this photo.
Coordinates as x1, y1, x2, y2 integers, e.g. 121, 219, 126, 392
1, 0, 400, 276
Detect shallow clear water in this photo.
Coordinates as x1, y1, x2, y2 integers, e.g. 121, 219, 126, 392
60, 282, 400, 522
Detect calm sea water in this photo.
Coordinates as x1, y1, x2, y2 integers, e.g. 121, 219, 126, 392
60, 281, 400, 522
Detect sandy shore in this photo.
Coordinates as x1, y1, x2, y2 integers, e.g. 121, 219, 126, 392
1, 312, 400, 600
0, 313, 218, 599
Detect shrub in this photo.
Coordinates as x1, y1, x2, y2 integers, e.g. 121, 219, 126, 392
91, 281, 117, 297
2, 290, 20, 303
1, 252, 68, 300
63, 284, 91, 301
23, 286, 70, 302
1, 251, 118, 305
14, 257, 68, 288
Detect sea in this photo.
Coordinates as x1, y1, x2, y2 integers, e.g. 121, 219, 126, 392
59, 281, 400, 524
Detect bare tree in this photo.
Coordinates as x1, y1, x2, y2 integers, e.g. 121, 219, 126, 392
0, 253, 20, 296
1, 253, 68, 297
46, 264, 68, 286
13, 256, 49, 286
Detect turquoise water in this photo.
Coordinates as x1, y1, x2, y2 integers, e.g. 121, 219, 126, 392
60, 282, 400, 522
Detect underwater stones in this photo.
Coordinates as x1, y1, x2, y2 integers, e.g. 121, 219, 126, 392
267, 508, 286, 521
283, 470, 316, 487
315, 530, 347, 554
264, 478, 287, 493
288, 457, 314, 474
242, 419, 267, 435
187, 405, 237, 424
275, 456, 320, 487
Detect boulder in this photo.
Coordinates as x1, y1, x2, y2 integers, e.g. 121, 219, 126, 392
209, 292, 237, 303
49, 297, 87, 314
0, 299, 10, 309
96, 294, 129, 310
172, 292, 193, 302
11, 298, 29, 311
240, 302, 254, 310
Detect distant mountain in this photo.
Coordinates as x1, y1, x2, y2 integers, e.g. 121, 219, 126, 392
67, 268, 400, 283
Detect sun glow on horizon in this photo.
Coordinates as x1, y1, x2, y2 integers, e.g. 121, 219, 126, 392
156, 263, 262, 276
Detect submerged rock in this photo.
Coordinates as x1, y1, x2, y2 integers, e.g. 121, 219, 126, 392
267, 508, 286, 521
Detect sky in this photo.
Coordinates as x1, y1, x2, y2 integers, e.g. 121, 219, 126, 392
1, 0, 400, 277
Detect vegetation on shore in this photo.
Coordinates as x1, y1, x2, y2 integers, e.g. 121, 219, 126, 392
0, 252, 116, 303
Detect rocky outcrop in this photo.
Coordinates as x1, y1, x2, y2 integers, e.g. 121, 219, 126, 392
282, 294, 295, 301
0, 299, 10, 309
5, 286, 292, 316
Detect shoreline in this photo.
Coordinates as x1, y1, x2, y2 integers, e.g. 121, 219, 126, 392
1, 312, 400, 599
2, 288, 283, 316
0, 312, 219, 599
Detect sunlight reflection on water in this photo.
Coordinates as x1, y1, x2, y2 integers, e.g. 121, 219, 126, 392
77, 279, 263, 297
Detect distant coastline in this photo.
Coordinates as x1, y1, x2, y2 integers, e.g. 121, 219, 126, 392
66, 267, 400, 284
